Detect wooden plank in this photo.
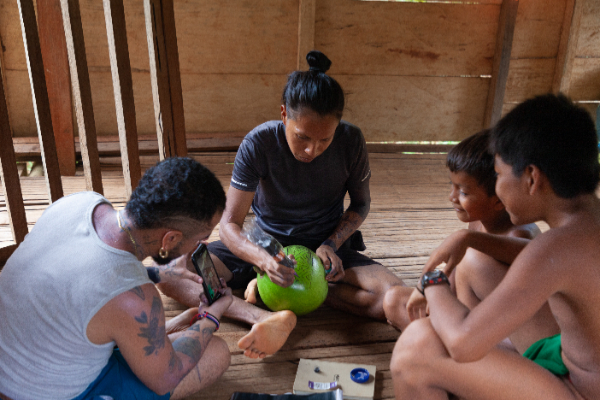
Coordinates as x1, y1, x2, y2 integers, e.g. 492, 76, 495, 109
510, 0, 567, 58
566, 57, 600, 100
316, 0, 500, 76
336, 75, 490, 142
16, 0, 64, 203
160, 0, 187, 157
484, 0, 519, 128
0, 65, 28, 246
297, 0, 315, 70
504, 58, 556, 103
103, 0, 142, 197
573, 0, 600, 56
60, 0, 104, 194
37, 0, 76, 177
144, 0, 187, 159
554, 0, 583, 94
171, 0, 298, 74
0, 244, 18, 266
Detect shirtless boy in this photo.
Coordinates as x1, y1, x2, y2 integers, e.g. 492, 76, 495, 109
384, 130, 560, 353
390, 93, 600, 400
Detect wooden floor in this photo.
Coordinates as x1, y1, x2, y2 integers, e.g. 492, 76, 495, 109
0, 151, 466, 399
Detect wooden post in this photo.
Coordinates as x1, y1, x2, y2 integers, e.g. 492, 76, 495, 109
144, 0, 187, 159
553, 0, 583, 95
103, 0, 142, 198
0, 66, 28, 251
60, 0, 104, 194
37, 0, 76, 177
16, 0, 64, 203
483, 0, 519, 128
298, 0, 316, 69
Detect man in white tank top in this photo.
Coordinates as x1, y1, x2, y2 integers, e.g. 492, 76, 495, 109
0, 158, 232, 400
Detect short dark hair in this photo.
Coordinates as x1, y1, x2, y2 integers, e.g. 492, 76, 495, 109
282, 50, 345, 120
125, 157, 226, 230
447, 130, 496, 196
490, 93, 599, 199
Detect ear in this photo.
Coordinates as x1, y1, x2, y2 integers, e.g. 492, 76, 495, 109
491, 195, 505, 211
161, 230, 184, 252
525, 165, 544, 195
281, 105, 287, 122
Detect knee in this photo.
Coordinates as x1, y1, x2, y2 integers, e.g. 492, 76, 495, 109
383, 286, 405, 317
209, 336, 231, 376
390, 319, 441, 386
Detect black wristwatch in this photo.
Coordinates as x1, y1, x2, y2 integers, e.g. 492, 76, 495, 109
417, 270, 449, 297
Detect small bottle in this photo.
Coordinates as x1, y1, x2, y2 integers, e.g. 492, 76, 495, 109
242, 217, 295, 269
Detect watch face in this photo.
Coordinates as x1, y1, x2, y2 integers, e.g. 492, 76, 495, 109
421, 270, 449, 291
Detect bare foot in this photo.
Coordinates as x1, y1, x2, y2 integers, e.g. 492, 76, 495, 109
244, 278, 259, 304
166, 307, 199, 334
237, 310, 297, 358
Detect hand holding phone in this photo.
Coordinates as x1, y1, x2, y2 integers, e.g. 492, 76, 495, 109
191, 244, 224, 305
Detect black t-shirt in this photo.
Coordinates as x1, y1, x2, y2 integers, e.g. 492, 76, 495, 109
230, 120, 371, 248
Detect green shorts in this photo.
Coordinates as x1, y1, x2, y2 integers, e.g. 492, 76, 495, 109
523, 333, 569, 376
72, 348, 171, 400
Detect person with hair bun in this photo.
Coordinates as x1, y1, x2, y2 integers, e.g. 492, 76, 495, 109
158, 51, 414, 359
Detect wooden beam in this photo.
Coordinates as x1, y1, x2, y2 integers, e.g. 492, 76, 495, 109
144, 0, 187, 160
161, 0, 187, 157
37, 0, 76, 177
0, 244, 18, 267
60, 0, 104, 194
103, 0, 142, 198
0, 67, 28, 246
553, 0, 583, 95
297, 0, 316, 69
483, 0, 519, 128
16, 0, 64, 203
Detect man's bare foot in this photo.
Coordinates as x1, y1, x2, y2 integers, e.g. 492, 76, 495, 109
166, 307, 199, 334
244, 278, 259, 304
237, 310, 297, 358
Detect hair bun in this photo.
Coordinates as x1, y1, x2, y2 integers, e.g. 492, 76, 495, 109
306, 50, 332, 73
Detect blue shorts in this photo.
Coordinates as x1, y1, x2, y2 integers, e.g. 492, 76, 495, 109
72, 349, 170, 400
208, 230, 381, 290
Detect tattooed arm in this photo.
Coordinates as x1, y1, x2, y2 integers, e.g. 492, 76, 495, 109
316, 171, 371, 282
87, 283, 232, 395
148, 254, 202, 285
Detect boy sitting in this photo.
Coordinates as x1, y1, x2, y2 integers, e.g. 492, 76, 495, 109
390, 93, 600, 400
384, 130, 559, 354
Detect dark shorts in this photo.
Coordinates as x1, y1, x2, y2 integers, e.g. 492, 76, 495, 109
207, 230, 381, 290
72, 348, 170, 400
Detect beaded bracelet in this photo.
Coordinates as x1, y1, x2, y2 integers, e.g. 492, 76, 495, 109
189, 311, 220, 331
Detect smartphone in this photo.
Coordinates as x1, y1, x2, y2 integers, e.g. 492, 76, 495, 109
191, 243, 223, 305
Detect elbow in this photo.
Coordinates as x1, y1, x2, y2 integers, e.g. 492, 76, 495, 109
445, 333, 486, 363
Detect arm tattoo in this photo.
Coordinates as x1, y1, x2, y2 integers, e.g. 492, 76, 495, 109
333, 211, 364, 244
172, 336, 203, 362
168, 349, 183, 373
129, 286, 145, 300
135, 296, 166, 356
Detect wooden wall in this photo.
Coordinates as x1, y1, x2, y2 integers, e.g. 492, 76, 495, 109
0, 0, 598, 143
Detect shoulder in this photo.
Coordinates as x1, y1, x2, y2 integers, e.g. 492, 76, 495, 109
337, 120, 364, 140
507, 223, 542, 240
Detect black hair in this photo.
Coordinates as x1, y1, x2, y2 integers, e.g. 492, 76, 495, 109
281, 50, 345, 120
490, 93, 599, 198
125, 157, 226, 230
447, 130, 496, 196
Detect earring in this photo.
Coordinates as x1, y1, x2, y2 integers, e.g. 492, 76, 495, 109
159, 247, 169, 259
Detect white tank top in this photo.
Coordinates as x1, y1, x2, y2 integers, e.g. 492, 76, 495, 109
0, 192, 151, 399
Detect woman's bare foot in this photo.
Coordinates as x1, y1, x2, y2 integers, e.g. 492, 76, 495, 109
244, 278, 259, 304
166, 307, 199, 334
237, 310, 297, 358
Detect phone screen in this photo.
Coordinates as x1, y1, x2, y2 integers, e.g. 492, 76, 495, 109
191, 244, 223, 305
